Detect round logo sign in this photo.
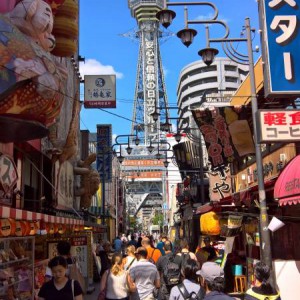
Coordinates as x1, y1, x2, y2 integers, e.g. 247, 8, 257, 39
95, 78, 105, 87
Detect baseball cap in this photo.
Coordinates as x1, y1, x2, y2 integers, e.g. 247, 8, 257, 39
196, 262, 224, 282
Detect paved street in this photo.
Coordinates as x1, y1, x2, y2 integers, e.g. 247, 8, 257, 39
84, 282, 100, 300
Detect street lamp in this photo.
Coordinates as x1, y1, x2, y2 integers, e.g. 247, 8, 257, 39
157, 0, 274, 284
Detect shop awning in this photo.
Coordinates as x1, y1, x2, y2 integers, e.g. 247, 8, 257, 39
230, 57, 263, 106
274, 155, 300, 206
0, 206, 84, 225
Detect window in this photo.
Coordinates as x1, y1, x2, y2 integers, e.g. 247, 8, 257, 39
224, 65, 237, 72
225, 76, 238, 83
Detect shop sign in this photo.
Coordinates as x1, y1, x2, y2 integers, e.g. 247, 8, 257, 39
258, 109, 300, 142
70, 236, 87, 246
84, 75, 116, 108
192, 108, 235, 171
55, 161, 74, 210
0, 154, 18, 206
96, 124, 112, 181
259, 0, 300, 97
209, 166, 232, 202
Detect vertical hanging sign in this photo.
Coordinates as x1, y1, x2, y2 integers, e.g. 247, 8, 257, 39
259, 0, 300, 97
96, 125, 112, 182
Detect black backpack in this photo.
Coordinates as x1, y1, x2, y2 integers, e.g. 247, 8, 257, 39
180, 252, 191, 274
163, 255, 181, 286
177, 283, 205, 300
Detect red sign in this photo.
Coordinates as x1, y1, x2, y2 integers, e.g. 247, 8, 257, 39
70, 236, 87, 246
258, 109, 300, 142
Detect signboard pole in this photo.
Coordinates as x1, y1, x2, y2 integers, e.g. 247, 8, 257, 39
245, 18, 274, 285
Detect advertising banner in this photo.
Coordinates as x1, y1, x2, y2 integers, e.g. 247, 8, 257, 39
96, 124, 112, 181
84, 75, 116, 108
259, 0, 300, 97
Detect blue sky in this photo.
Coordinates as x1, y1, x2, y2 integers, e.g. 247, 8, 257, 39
79, 0, 260, 138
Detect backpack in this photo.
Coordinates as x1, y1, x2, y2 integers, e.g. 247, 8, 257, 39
177, 283, 205, 300
180, 252, 191, 274
163, 255, 181, 287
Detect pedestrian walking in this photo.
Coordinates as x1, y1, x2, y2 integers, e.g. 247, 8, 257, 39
128, 235, 138, 248
38, 256, 83, 300
114, 236, 123, 253
127, 247, 160, 300
98, 241, 112, 277
142, 237, 161, 264
98, 253, 129, 300
156, 241, 182, 300
197, 261, 233, 299
124, 245, 137, 271
176, 239, 198, 276
169, 259, 204, 300
244, 262, 280, 300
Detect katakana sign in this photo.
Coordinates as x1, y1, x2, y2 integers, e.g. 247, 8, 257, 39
96, 124, 112, 181
257, 109, 300, 142
259, 0, 300, 97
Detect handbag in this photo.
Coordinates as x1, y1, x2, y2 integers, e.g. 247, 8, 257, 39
69, 258, 86, 294
98, 270, 110, 300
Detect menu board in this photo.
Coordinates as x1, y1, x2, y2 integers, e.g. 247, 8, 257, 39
70, 236, 88, 277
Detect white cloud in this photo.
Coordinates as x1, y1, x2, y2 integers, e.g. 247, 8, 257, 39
196, 13, 229, 24
163, 65, 169, 77
79, 59, 123, 79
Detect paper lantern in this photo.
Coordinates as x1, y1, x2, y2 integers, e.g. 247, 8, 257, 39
29, 222, 36, 235
52, 16, 78, 39
15, 220, 26, 236
51, 37, 77, 57
56, 0, 78, 17
200, 211, 221, 235
58, 224, 66, 234
0, 219, 14, 237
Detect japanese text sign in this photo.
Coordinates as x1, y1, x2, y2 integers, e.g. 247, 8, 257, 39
257, 109, 300, 142
259, 0, 300, 96
84, 75, 116, 108
192, 108, 235, 171
96, 124, 112, 181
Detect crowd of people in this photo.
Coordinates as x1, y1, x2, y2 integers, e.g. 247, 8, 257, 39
95, 233, 281, 300
34, 234, 281, 300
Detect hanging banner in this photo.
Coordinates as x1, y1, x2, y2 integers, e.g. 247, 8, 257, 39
209, 166, 232, 202
84, 75, 116, 108
259, 0, 300, 97
96, 124, 112, 181
192, 107, 254, 172
0, 154, 18, 206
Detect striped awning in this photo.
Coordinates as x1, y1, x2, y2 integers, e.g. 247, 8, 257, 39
0, 206, 84, 225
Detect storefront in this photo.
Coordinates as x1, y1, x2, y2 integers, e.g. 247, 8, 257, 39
272, 154, 300, 299
0, 206, 85, 299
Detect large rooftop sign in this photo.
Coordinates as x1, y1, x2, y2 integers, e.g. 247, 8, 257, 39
259, 0, 300, 97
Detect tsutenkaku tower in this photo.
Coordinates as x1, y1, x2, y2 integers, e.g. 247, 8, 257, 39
128, 0, 169, 145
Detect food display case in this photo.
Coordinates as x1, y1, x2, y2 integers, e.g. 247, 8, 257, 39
0, 236, 34, 300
